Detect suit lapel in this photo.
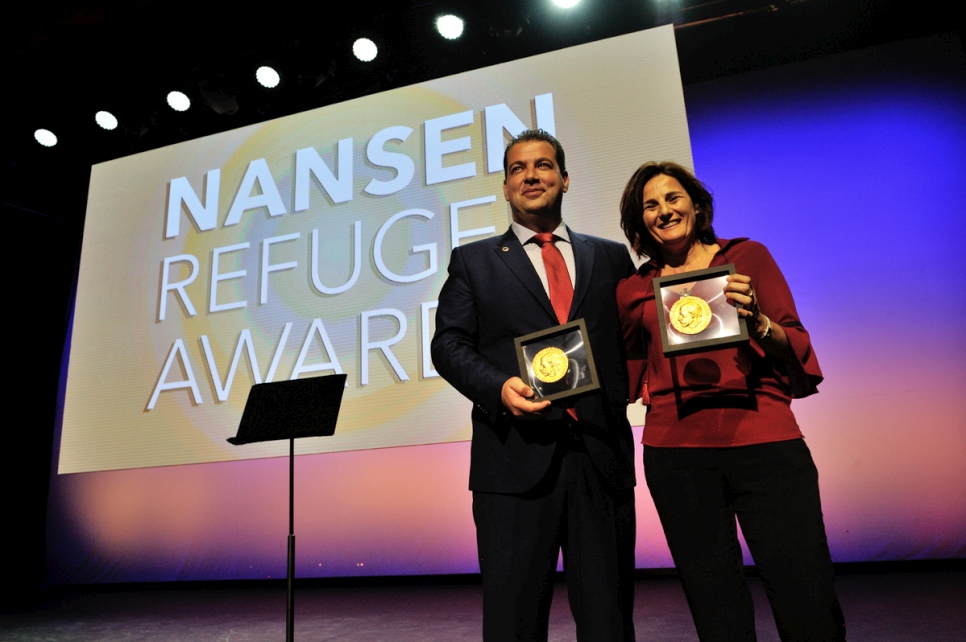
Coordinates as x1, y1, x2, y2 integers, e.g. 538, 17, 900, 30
569, 228, 595, 319
493, 228, 557, 322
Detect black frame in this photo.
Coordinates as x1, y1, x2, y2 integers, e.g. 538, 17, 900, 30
514, 318, 600, 402
652, 263, 749, 355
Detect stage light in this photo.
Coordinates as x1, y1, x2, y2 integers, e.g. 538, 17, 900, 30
353, 38, 378, 62
34, 128, 57, 147
95, 111, 118, 130
256, 65, 280, 88
436, 15, 464, 40
552, 0, 580, 7
167, 90, 191, 112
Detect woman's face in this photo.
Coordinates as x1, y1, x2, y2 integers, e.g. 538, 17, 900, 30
641, 173, 701, 254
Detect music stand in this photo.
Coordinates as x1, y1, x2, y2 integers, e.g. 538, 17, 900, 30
228, 373, 347, 642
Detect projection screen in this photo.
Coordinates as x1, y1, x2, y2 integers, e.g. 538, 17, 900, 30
61, 25, 688, 474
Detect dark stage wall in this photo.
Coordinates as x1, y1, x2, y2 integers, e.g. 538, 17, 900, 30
40, 31, 966, 586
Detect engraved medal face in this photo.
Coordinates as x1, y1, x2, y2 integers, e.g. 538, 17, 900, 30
669, 295, 713, 335
531, 346, 569, 383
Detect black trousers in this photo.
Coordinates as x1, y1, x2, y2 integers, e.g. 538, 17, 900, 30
473, 443, 636, 641
644, 439, 846, 642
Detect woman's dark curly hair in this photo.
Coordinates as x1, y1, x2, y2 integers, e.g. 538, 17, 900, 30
619, 161, 717, 260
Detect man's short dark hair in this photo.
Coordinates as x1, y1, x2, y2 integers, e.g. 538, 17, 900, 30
503, 129, 566, 178
619, 161, 716, 260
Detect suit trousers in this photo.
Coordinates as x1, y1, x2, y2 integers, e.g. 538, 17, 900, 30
473, 438, 636, 642
644, 439, 845, 642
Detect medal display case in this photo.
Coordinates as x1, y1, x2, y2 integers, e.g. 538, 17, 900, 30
514, 319, 600, 402
653, 263, 749, 355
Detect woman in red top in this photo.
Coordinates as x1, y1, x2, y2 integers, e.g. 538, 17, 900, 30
617, 161, 845, 641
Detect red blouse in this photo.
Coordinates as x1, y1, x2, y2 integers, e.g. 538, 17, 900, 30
617, 238, 823, 448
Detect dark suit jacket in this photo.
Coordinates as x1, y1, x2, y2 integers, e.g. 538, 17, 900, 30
431, 226, 636, 494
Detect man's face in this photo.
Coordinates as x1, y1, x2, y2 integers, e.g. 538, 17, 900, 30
503, 140, 569, 230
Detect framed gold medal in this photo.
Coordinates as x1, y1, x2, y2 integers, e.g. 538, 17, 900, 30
514, 319, 600, 402
653, 263, 749, 355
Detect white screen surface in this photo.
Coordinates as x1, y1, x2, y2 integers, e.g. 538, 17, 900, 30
61, 26, 690, 473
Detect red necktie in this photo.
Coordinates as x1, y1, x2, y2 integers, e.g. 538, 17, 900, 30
534, 232, 573, 324
534, 232, 578, 422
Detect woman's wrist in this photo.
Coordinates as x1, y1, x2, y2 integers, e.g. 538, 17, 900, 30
756, 314, 772, 340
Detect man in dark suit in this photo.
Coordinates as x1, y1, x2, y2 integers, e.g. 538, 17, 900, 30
431, 129, 637, 641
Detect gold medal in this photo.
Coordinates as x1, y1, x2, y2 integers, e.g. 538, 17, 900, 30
532, 346, 569, 383
669, 292, 713, 335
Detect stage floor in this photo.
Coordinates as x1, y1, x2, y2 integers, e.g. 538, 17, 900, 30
2, 565, 964, 641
